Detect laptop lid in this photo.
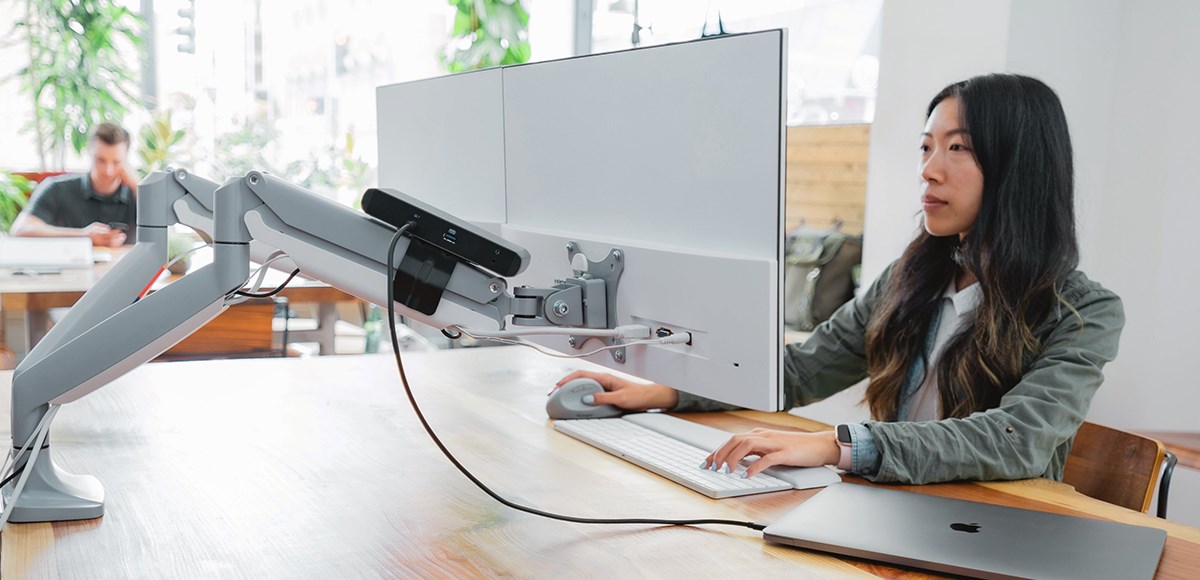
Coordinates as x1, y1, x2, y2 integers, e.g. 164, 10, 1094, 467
0, 237, 93, 271
763, 483, 1166, 580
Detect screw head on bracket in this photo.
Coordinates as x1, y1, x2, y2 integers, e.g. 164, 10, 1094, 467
567, 337, 578, 348
489, 282, 501, 294
613, 250, 622, 262
613, 350, 625, 363
553, 301, 570, 317
248, 174, 260, 185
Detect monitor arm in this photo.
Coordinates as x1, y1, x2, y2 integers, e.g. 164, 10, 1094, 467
4, 170, 624, 523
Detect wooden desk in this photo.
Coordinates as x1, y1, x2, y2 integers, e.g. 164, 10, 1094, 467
0, 248, 359, 359
1, 347, 1197, 578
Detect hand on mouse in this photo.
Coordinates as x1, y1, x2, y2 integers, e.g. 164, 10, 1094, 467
553, 370, 679, 411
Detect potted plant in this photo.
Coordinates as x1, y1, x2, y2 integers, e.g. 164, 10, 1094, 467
166, 234, 195, 275
0, 172, 34, 232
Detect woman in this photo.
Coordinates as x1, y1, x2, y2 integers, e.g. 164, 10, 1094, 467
555, 73, 1124, 484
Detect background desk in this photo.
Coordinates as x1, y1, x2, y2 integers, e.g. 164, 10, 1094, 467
2, 348, 1198, 578
0, 248, 359, 360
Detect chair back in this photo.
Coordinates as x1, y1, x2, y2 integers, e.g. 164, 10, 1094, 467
1063, 421, 1165, 513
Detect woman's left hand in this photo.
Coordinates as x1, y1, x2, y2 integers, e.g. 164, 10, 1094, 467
703, 429, 840, 477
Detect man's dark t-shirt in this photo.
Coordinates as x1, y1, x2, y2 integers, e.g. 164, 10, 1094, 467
25, 173, 136, 244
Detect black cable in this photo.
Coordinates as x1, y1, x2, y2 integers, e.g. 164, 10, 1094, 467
0, 464, 24, 489
384, 225, 765, 532
235, 269, 301, 298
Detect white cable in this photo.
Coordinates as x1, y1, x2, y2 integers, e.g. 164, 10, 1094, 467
248, 251, 289, 293
0, 404, 61, 531
513, 338, 658, 359
226, 251, 289, 305
453, 327, 690, 359
449, 324, 652, 340
245, 252, 288, 292
1, 404, 62, 481
163, 243, 207, 276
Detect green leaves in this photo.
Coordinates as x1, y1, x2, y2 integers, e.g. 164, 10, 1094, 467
17, 0, 145, 169
138, 110, 187, 174
440, 0, 531, 73
0, 172, 34, 232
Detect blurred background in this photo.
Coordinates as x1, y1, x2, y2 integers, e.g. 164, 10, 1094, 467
0, 0, 882, 207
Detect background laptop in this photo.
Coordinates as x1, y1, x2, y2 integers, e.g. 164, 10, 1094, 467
764, 483, 1166, 580
0, 237, 93, 273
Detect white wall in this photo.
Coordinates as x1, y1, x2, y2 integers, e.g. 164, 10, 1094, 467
860, 0, 1012, 283
857, 0, 1200, 527
1079, 0, 1200, 431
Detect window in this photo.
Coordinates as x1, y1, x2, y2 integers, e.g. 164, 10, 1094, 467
589, 0, 882, 126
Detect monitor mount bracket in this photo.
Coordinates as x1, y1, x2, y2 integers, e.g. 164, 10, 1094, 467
511, 242, 625, 362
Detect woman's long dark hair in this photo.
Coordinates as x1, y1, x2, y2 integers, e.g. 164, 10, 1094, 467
863, 74, 1079, 420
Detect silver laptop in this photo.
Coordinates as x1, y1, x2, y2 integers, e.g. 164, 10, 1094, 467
0, 237, 93, 272
763, 483, 1166, 580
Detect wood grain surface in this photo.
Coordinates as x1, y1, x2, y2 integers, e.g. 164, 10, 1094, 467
0, 347, 1195, 579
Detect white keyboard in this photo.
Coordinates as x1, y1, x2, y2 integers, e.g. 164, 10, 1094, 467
553, 417, 792, 499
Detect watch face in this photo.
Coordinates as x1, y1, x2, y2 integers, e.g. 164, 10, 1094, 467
836, 424, 852, 445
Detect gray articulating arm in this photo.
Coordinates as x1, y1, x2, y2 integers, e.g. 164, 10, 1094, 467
22, 170, 219, 365
4, 172, 257, 522
4, 170, 617, 523
238, 172, 521, 329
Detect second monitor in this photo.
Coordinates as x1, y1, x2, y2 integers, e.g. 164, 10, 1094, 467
376, 30, 788, 412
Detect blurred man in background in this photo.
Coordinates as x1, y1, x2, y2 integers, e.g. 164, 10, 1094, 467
11, 123, 137, 246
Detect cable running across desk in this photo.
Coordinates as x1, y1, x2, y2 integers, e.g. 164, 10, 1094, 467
384, 225, 766, 531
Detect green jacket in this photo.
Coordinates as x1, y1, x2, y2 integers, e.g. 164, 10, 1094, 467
674, 262, 1125, 484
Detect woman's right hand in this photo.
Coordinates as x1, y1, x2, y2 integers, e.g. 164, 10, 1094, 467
553, 370, 679, 411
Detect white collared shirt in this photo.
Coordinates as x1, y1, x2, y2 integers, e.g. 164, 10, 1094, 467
902, 281, 982, 422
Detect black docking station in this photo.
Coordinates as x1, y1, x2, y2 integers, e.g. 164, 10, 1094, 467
361, 187, 530, 277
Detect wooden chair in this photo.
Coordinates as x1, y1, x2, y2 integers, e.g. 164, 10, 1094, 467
155, 299, 284, 361
1063, 421, 1175, 518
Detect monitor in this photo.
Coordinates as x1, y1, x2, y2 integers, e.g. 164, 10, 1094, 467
376, 30, 788, 411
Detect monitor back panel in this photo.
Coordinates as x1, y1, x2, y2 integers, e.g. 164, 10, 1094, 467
376, 68, 508, 227
376, 32, 788, 411
500, 31, 787, 410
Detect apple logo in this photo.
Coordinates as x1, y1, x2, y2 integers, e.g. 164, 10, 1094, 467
950, 522, 982, 533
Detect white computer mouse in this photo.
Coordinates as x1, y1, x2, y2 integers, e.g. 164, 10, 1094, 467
546, 378, 624, 419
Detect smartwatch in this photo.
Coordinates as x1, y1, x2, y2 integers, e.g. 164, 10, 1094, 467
836, 424, 853, 446
835, 424, 853, 470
